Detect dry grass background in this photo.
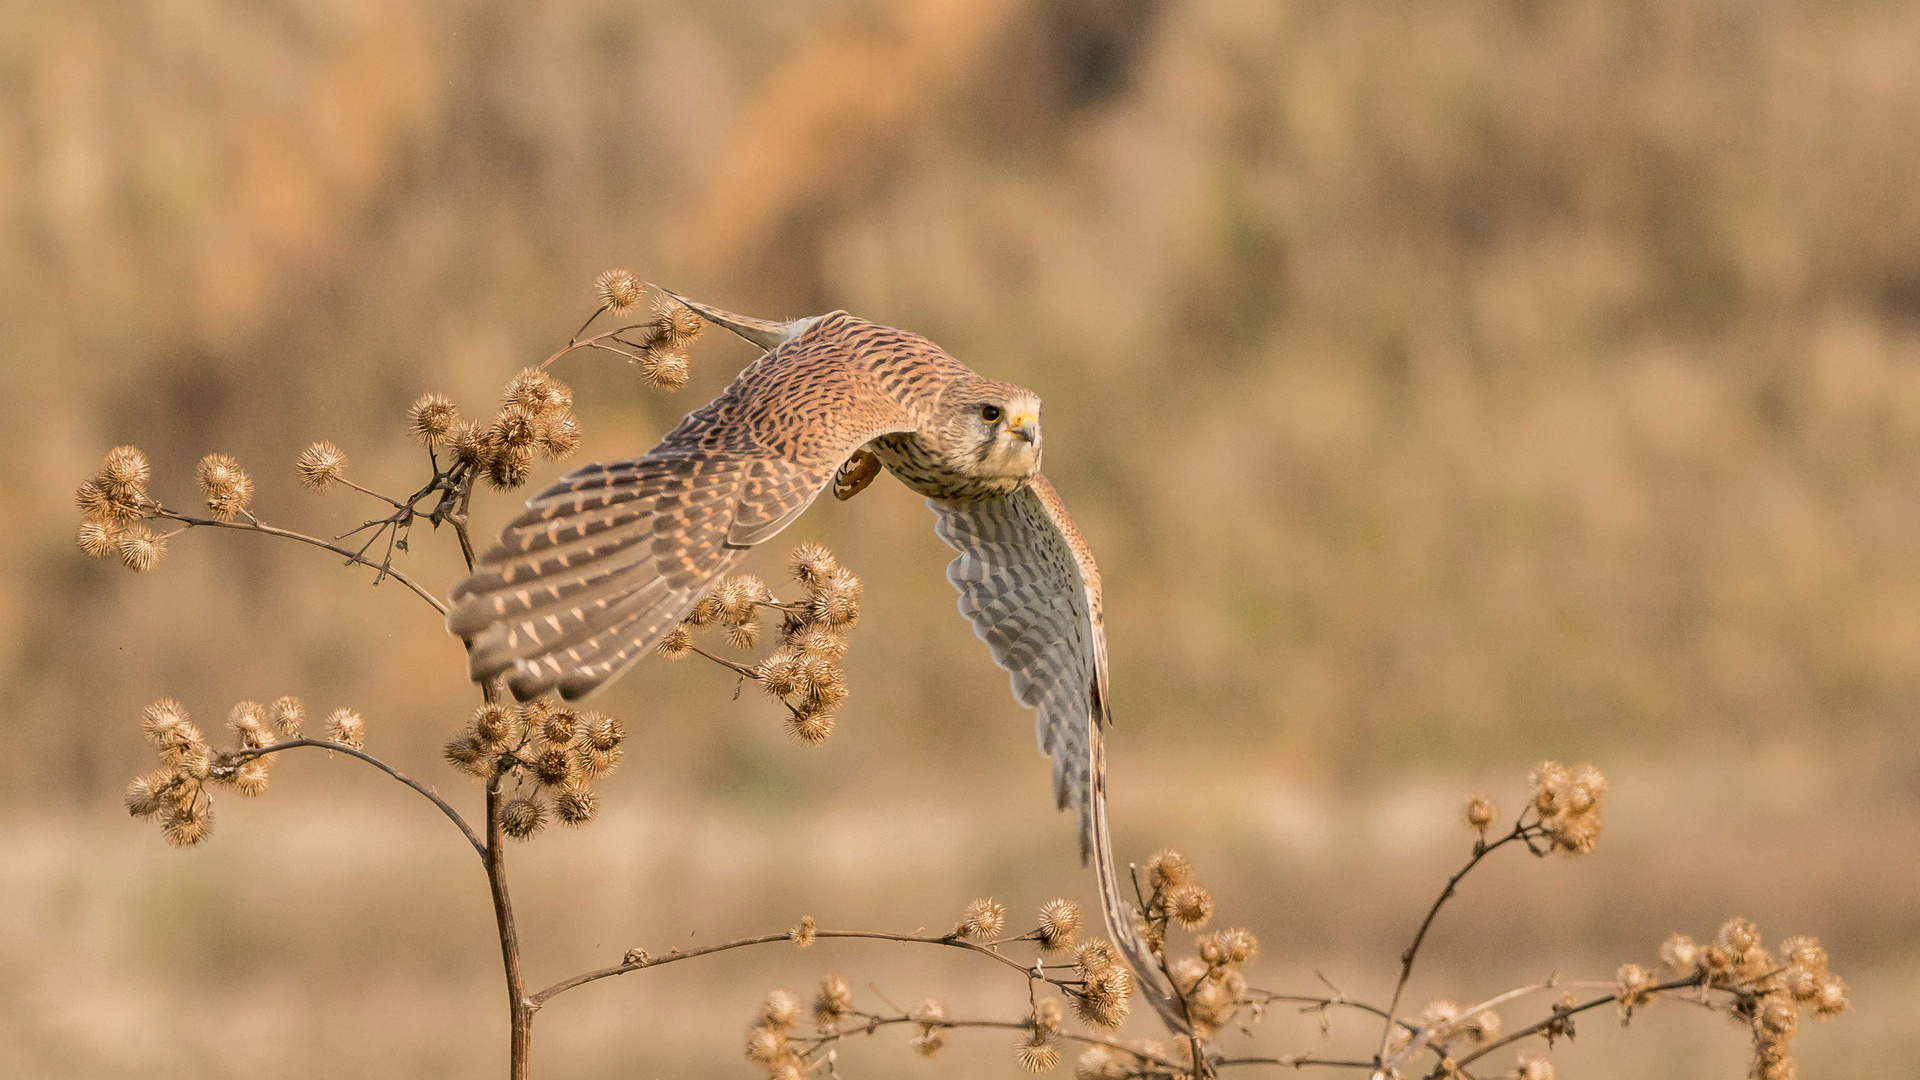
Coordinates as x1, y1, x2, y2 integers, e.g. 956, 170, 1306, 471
3, 0, 1919, 1076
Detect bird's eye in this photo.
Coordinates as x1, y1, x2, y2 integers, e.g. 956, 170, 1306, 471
981, 405, 1002, 423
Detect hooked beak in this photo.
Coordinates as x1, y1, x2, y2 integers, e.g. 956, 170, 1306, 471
1008, 412, 1038, 445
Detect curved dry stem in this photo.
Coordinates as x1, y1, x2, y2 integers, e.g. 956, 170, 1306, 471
1372, 818, 1540, 1065
231, 739, 481, 859
1216, 1055, 1380, 1071
151, 509, 448, 615
530, 928, 1075, 1008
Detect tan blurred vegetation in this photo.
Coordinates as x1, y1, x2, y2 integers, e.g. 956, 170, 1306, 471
3, 0, 1919, 1076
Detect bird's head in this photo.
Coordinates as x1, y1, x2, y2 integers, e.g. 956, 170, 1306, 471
935, 378, 1043, 480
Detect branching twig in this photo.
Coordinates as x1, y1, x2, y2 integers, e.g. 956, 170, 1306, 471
150, 509, 448, 614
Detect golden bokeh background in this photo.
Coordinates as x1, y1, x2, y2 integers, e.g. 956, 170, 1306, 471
3, 1, 1917, 1076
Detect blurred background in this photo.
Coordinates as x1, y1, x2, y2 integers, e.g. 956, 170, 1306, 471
3, 0, 1917, 1076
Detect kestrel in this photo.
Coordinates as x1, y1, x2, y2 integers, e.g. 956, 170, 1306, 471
446, 293, 1112, 854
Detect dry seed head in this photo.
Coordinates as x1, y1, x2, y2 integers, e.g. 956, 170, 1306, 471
126, 770, 171, 818
657, 625, 694, 659
117, 525, 166, 572
812, 973, 854, 1025
1566, 763, 1607, 813
1778, 936, 1827, 976
807, 566, 863, 629
504, 368, 571, 417
473, 702, 515, 747
911, 1031, 947, 1057
324, 708, 365, 749
582, 712, 623, 752
1755, 995, 1798, 1040
1753, 1042, 1797, 1080
960, 897, 1007, 939
1418, 1000, 1461, 1029
537, 412, 581, 459
805, 670, 848, 713
1167, 883, 1215, 929
407, 392, 462, 447
1466, 792, 1498, 832
1169, 955, 1208, 995
1037, 898, 1083, 951
686, 595, 725, 626
100, 445, 152, 499
911, 997, 948, 1026
756, 649, 804, 696
596, 269, 644, 314
743, 1024, 786, 1065
1465, 1010, 1503, 1044
1718, 917, 1762, 955
1812, 974, 1849, 1017
1034, 996, 1063, 1034
77, 520, 122, 558
1530, 761, 1571, 817
1661, 933, 1701, 973
227, 701, 270, 748
295, 441, 348, 492
1513, 1051, 1554, 1080
661, 299, 704, 347
1077, 938, 1122, 977
533, 747, 575, 786
758, 989, 800, 1031
641, 347, 691, 390
1074, 965, 1133, 1028
1147, 849, 1195, 890
76, 478, 126, 524
790, 914, 816, 948
716, 575, 766, 622
1015, 1031, 1062, 1074
540, 708, 580, 746
484, 443, 533, 490
784, 705, 835, 745
444, 734, 490, 778
1617, 963, 1657, 1010
790, 542, 838, 587
230, 759, 270, 797
194, 453, 254, 520
140, 698, 194, 746
501, 795, 547, 840
786, 624, 848, 659
725, 618, 762, 650
161, 801, 213, 847
1198, 927, 1259, 966
268, 696, 304, 737
450, 421, 487, 467
1075, 1047, 1123, 1080
491, 404, 541, 451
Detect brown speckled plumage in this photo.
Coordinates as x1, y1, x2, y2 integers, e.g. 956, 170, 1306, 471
448, 295, 1187, 1031
448, 303, 1104, 846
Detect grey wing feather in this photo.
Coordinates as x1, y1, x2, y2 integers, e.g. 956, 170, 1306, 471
929, 480, 1106, 862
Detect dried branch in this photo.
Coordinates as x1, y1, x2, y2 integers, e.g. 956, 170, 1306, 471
531, 927, 1076, 1008
150, 508, 448, 614
231, 738, 481, 859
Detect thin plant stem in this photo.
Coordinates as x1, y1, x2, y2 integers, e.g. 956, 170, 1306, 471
530, 928, 1073, 1007
1372, 819, 1536, 1066
230, 739, 482, 859
151, 509, 447, 614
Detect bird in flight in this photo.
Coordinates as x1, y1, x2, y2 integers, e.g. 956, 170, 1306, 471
446, 293, 1112, 855
446, 294, 1190, 1032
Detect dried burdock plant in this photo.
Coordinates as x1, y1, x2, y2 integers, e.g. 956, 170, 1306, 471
88, 272, 1849, 1080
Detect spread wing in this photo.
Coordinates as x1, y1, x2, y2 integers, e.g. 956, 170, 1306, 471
931, 476, 1194, 1034
928, 475, 1111, 860
448, 313, 915, 701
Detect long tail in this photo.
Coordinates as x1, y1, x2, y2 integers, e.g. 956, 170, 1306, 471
1090, 715, 1193, 1036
